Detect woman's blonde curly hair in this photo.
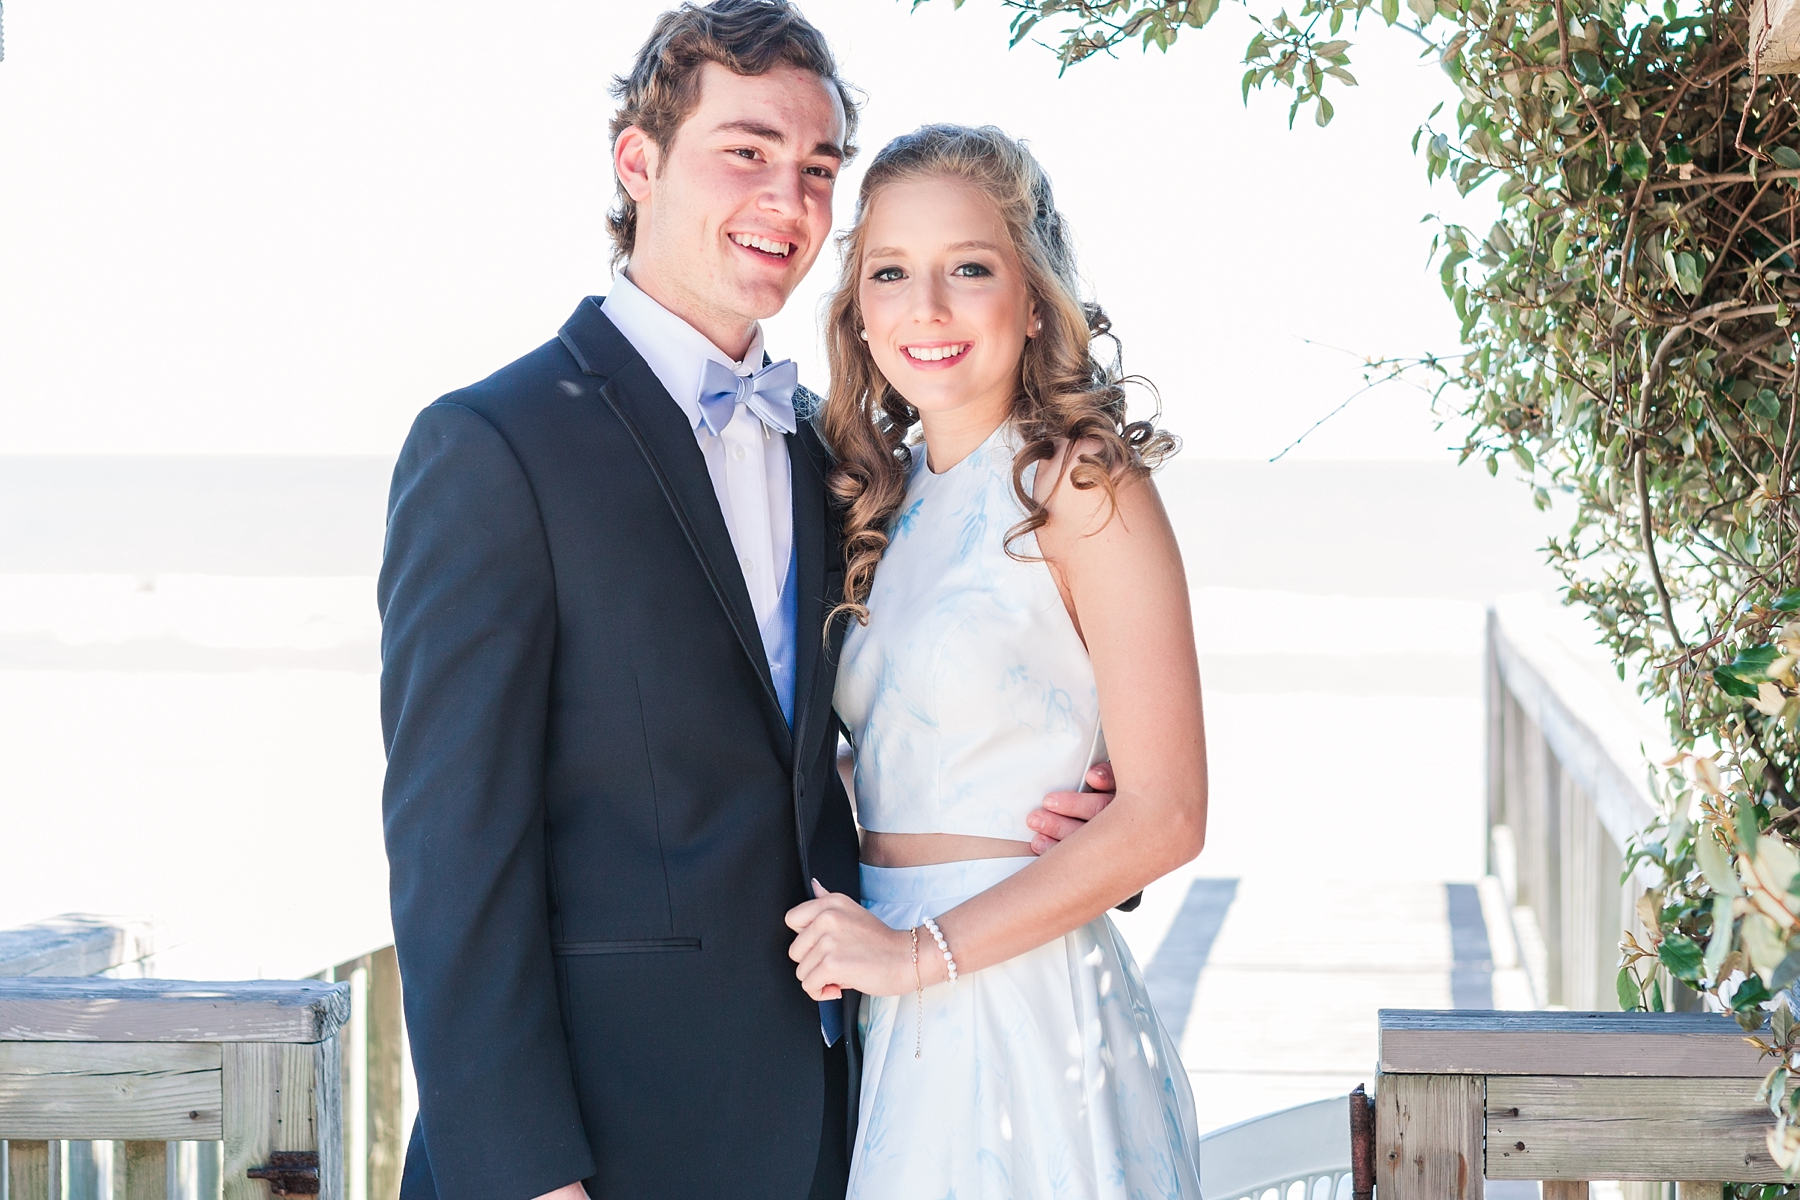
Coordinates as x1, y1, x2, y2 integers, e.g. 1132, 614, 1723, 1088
821, 123, 1177, 625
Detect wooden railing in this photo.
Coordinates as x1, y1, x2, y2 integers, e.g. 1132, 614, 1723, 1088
0, 978, 348, 1200
0, 918, 403, 1200
1486, 597, 1666, 1010
1374, 1009, 1779, 1198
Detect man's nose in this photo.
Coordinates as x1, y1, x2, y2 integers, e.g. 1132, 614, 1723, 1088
759, 167, 806, 218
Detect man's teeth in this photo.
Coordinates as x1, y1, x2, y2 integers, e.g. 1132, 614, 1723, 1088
731, 233, 792, 257
904, 344, 969, 362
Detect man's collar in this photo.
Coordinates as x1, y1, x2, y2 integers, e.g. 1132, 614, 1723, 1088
604, 271, 765, 431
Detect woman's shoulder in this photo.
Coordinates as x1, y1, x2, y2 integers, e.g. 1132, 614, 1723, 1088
1030, 434, 1157, 528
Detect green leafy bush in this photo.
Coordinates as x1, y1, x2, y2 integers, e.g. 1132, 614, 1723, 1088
933, 0, 1800, 1168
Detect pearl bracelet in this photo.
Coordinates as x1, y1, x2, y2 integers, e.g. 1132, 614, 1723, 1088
921, 916, 958, 983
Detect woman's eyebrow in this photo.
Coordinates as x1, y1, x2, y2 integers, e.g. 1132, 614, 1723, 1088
866, 240, 1002, 259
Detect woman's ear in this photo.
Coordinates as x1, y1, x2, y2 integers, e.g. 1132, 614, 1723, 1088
615, 126, 657, 204
1027, 301, 1043, 338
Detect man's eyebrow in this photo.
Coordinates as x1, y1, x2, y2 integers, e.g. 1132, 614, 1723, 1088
713, 119, 844, 162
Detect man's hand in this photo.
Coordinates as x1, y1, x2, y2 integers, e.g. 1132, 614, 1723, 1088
531, 1184, 589, 1200
1025, 761, 1116, 855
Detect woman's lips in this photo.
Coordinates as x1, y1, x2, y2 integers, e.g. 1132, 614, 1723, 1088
900, 342, 971, 369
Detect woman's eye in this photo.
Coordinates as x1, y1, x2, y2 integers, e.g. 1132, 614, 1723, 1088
952, 263, 992, 277
871, 266, 904, 282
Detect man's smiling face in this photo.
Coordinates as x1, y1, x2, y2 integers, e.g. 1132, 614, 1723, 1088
618, 62, 846, 356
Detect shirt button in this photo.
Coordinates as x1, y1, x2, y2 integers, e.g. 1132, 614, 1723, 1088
742, 557, 755, 574
732, 445, 747, 461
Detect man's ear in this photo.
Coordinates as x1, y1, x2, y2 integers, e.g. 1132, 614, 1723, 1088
614, 126, 658, 204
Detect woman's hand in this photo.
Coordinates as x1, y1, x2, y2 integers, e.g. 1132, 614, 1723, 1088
785, 881, 922, 999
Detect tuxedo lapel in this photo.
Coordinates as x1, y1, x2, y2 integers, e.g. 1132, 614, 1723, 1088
789, 420, 831, 768
559, 299, 793, 764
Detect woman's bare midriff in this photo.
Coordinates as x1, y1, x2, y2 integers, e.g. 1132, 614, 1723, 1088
860, 830, 1035, 868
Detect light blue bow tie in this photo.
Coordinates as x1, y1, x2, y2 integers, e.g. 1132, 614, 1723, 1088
697, 357, 799, 438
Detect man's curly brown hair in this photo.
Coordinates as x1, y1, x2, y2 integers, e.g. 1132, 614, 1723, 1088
607, 0, 859, 268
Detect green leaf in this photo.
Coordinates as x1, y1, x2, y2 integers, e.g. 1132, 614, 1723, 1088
1674, 251, 1703, 296
1648, 973, 1665, 1012
1667, 141, 1694, 166
1571, 50, 1606, 85
1382, 0, 1399, 22
1706, 894, 1737, 981
1617, 965, 1643, 1011
1315, 95, 1335, 127
1752, 389, 1783, 420
1697, 831, 1744, 896
1770, 589, 1800, 611
1620, 139, 1651, 181
1730, 644, 1784, 682
1660, 932, 1706, 983
1775, 146, 1800, 170
1716, 666, 1761, 698
1602, 163, 1624, 194
1407, 0, 1436, 23
1735, 973, 1776, 1010
1552, 230, 1572, 269
1511, 443, 1535, 472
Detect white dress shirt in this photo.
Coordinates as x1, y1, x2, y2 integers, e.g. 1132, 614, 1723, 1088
602, 273, 796, 699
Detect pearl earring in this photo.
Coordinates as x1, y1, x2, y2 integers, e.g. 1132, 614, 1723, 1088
859, 329, 869, 341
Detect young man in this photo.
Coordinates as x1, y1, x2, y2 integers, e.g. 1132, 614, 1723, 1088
379, 4, 1111, 1198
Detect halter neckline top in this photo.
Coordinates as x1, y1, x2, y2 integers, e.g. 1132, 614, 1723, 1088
834, 421, 1102, 840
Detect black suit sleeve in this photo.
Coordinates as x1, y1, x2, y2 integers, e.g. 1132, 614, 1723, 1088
379, 401, 595, 1200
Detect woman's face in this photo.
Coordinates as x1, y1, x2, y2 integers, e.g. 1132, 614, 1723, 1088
856, 176, 1038, 435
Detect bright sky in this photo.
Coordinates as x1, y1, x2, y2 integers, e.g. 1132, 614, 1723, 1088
0, 0, 1493, 459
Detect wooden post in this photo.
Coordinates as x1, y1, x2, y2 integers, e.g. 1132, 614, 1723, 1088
6, 1141, 47, 1200
1676, 1185, 1723, 1200
315, 1036, 343, 1200
1543, 1184, 1590, 1200
1375, 1074, 1484, 1200
222, 1043, 318, 1200
115, 1140, 167, 1200
365, 947, 404, 1200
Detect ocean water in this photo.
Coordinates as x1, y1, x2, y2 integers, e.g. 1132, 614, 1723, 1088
0, 453, 1561, 1130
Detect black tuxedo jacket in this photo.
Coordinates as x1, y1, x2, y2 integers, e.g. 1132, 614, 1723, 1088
378, 297, 860, 1200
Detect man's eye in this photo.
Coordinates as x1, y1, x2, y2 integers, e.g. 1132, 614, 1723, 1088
733, 148, 759, 160
953, 263, 992, 278
804, 165, 835, 180
871, 267, 904, 282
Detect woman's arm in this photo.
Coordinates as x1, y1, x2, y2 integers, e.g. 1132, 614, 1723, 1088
787, 445, 1208, 996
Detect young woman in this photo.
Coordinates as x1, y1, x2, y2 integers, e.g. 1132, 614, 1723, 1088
784, 124, 1209, 1198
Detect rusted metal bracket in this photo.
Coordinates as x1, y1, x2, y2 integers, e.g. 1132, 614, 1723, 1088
1350, 1082, 1376, 1200
247, 1151, 321, 1196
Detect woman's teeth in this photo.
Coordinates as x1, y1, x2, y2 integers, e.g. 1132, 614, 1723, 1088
904, 344, 969, 362
730, 233, 792, 257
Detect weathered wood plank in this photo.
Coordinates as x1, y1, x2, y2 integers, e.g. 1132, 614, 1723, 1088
366, 946, 404, 1200
1486, 1076, 1781, 1180
316, 1034, 343, 1200
6, 1139, 49, 1200
1380, 1010, 1768, 1076
117, 1140, 168, 1200
222, 1042, 317, 1200
0, 979, 348, 1043
0, 915, 155, 979
1375, 1074, 1484, 1200
1542, 1184, 1589, 1200
1678, 1185, 1724, 1200
0, 1043, 221, 1139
